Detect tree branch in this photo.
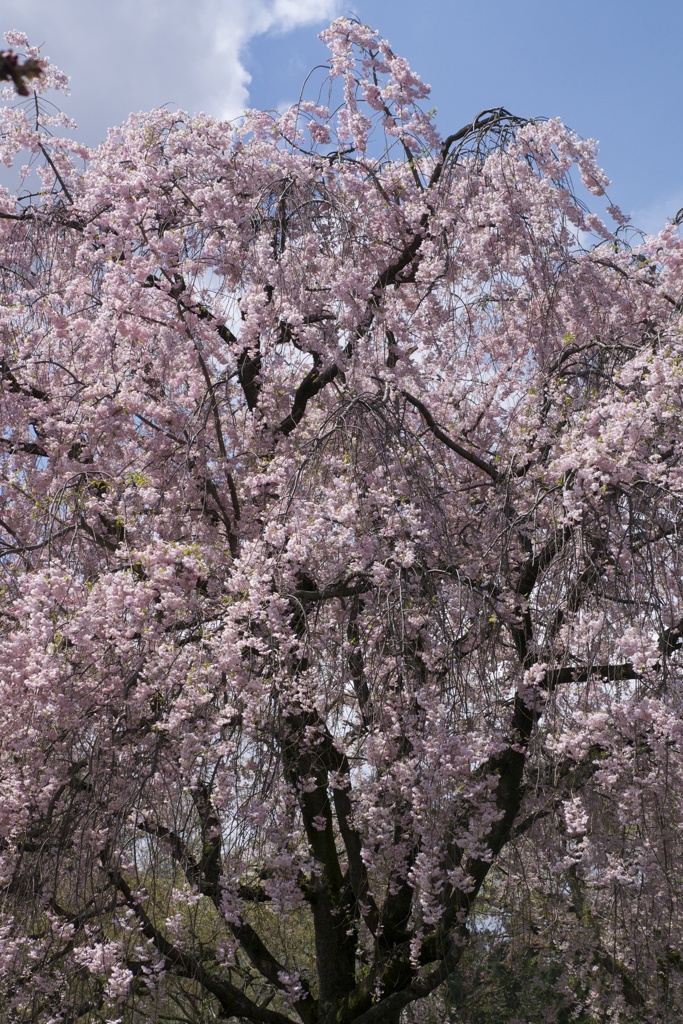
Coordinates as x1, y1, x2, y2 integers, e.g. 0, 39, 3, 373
109, 867, 297, 1024
403, 390, 500, 482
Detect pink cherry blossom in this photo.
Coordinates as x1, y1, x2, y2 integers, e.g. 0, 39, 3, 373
0, 18, 683, 1024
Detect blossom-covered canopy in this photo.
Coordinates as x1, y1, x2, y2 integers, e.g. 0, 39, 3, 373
1, 20, 683, 1024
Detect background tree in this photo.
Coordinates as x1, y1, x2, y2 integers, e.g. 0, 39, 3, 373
1, 18, 683, 1024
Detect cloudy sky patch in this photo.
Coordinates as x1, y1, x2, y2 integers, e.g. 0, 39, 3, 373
3, 0, 339, 140
2, 0, 682, 230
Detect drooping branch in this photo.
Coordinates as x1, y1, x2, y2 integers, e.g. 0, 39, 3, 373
403, 390, 501, 482
543, 661, 640, 689
0, 358, 49, 401
110, 867, 297, 1024
278, 360, 341, 435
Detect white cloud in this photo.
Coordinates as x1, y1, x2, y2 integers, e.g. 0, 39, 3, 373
630, 191, 683, 237
205, 0, 339, 117
269, 0, 340, 31
3, 0, 340, 141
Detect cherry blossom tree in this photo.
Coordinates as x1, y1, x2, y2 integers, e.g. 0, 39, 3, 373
2, 19, 683, 1024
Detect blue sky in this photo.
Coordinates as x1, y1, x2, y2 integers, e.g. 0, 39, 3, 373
4, 0, 682, 232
